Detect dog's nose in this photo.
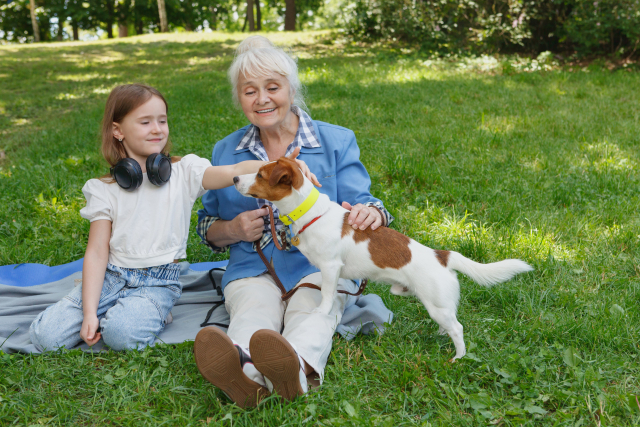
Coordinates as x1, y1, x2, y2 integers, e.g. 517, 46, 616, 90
233, 176, 239, 184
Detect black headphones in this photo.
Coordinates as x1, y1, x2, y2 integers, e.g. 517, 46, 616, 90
110, 153, 172, 191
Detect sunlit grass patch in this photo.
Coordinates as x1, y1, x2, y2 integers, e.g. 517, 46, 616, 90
581, 141, 637, 172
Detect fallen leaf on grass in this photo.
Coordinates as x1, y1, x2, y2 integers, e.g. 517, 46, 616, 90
524, 404, 547, 415
609, 304, 624, 316
342, 400, 356, 417
563, 347, 577, 367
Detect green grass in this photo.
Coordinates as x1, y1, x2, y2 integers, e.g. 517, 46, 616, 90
1, 31, 640, 426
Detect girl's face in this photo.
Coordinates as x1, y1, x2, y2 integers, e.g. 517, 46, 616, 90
112, 95, 169, 169
237, 72, 294, 131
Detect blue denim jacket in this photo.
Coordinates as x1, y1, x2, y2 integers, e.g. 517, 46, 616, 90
197, 120, 390, 292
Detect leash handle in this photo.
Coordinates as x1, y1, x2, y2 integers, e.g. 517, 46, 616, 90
255, 205, 368, 302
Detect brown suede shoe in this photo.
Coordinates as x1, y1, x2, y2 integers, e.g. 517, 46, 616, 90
194, 327, 269, 408
250, 329, 305, 401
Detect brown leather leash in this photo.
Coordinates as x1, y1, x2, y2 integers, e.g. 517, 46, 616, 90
255, 205, 368, 302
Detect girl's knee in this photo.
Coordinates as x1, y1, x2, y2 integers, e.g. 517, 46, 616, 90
100, 316, 162, 351
29, 318, 69, 352
29, 303, 82, 352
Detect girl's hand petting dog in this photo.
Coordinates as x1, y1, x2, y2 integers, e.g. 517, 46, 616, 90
80, 315, 101, 346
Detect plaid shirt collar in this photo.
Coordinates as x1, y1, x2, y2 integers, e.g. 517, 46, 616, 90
235, 105, 321, 159
235, 106, 321, 250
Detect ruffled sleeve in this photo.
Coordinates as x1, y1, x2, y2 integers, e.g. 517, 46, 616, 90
178, 154, 212, 200
79, 179, 113, 222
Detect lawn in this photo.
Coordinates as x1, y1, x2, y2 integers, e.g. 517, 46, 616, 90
1, 31, 640, 426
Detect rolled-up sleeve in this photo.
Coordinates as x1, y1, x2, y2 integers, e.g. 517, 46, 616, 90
336, 131, 394, 226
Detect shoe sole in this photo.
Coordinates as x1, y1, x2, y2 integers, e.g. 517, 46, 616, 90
250, 329, 304, 401
194, 326, 268, 408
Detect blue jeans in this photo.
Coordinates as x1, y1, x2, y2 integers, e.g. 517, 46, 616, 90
30, 263, 182, 352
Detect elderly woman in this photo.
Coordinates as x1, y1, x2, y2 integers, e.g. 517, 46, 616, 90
194, 36, 393, 407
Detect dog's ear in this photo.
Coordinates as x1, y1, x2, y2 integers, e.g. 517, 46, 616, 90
269, 158, 304, 188
281, 157, 304, 189
269, 161, 293, 187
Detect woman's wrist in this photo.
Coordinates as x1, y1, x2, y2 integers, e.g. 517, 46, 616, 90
371, 206, 386, 227
207, 218, 241, 247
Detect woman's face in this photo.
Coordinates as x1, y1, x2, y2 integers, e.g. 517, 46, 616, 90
237, 72, 294, 131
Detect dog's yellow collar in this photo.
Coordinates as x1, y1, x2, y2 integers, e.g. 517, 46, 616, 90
280, 188, 320, 225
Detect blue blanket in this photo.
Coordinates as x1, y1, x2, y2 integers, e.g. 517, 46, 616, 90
0, 259, 393, 353
0, 259, 228, 288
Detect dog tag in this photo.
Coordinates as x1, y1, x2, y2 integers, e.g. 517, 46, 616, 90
291, 235, 300, 246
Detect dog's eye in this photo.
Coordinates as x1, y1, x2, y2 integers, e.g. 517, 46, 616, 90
257, 173, 263, 179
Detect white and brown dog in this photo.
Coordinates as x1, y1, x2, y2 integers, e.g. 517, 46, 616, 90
234, 157, 533, 361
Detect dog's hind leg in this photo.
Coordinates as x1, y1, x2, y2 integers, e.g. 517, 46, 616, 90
390, 284, 413, 296
419, 300, 466, 362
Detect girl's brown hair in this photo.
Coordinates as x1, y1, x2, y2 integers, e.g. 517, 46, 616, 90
100, 84, 179, 181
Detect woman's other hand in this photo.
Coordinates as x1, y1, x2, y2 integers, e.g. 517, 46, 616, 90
342, 202, 383, 231
232, 208, 268, 242
286, 147, 322, 187
80, 315, 101, 346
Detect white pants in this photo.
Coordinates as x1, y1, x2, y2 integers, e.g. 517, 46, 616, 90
224, 272, 358, 382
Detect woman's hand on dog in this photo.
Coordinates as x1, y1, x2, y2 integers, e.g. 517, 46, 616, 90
286, 147, 322, 187
342, 202, 383, 231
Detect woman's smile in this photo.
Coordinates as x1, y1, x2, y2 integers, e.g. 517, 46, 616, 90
256, 108, 276, 115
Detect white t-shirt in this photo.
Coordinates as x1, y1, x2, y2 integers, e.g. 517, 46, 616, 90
80, 154, 212, 268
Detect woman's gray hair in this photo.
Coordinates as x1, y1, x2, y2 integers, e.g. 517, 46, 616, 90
228, 36, 307, 111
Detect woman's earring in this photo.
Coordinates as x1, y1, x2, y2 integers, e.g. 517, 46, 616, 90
118, 137, 123, 142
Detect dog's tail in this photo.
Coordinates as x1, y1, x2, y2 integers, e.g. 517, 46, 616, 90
446, 251, 533, 287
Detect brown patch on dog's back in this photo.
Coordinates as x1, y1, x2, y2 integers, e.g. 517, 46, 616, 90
342, 213, 411, 269
434, 250, 450, 267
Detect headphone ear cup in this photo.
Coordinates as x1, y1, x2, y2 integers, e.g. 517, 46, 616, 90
111, 158, 143, 191
146, 153, 172, 186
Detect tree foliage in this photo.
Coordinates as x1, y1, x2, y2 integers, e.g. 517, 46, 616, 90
0, 0, 327, 42
346, 0, 640, 56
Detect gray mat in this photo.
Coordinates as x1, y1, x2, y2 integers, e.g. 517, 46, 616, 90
0, 262, 393, 354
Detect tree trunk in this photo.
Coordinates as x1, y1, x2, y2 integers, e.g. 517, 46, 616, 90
246, 0, 255, 31
135, 9, 143, 34
119, 24, 128, 37
56, 15, 64, 41
29, 0, 40, 42
284, 0, 295, 31
209, 6, 217, 30
157, 0, 168, 32
256, 0, 261, 31
247, 0, 256, 32
72, 20, 79, 40
106, 0, 114, 38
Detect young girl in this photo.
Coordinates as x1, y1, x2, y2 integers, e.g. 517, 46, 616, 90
29, 83, 317, 352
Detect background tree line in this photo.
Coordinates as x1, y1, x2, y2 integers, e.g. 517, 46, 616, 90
1, 0, 639, 57
0, 0, 325, 42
